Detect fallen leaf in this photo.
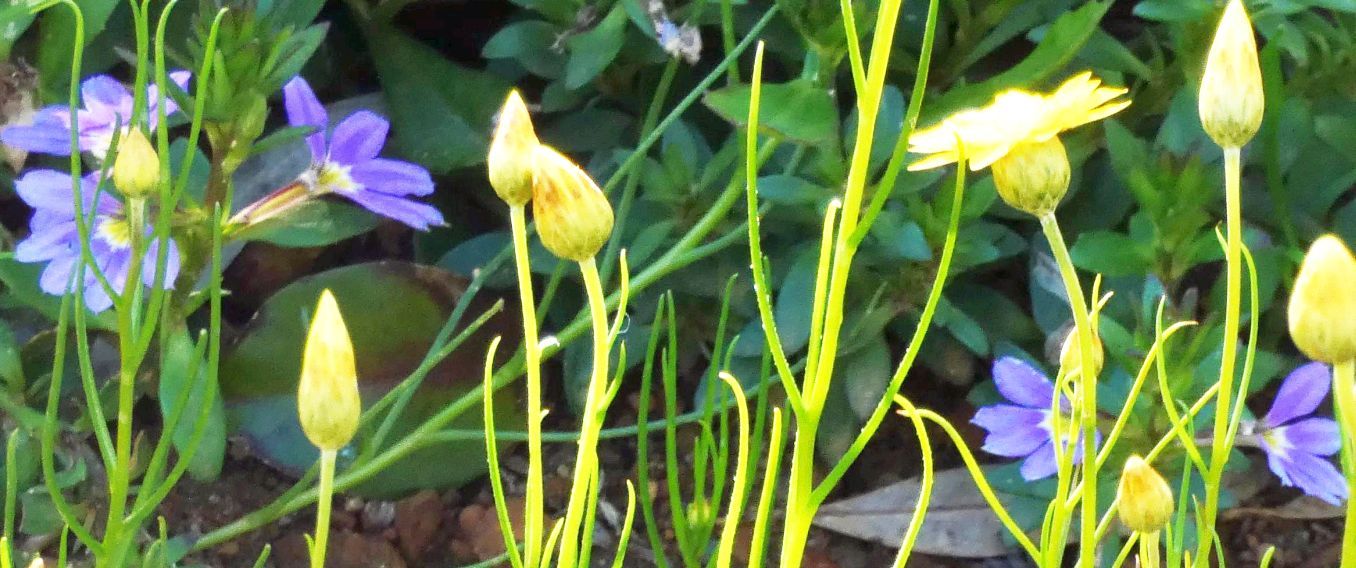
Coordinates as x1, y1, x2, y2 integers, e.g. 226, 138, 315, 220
813, 467, 1035, 558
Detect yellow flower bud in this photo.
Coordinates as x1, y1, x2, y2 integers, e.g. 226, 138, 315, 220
990, 136, 1070, 216
297, 289, 361, 452
1058, 329, 1104, 382
1198, 0, 1263, 149
532, 145, 614, 262
1288, 235, 1356, 363
1116, 455, 1174, 534
487, 90, 540, 206
112, 128, 160, 198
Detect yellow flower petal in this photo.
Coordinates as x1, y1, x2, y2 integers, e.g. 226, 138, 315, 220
908, 72, 1130, 171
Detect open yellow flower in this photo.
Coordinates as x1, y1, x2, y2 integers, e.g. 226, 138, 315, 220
908, 72, 1130, 172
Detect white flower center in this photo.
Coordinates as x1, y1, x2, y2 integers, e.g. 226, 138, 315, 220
303, 161, 359, 195
97, 217, 133, 250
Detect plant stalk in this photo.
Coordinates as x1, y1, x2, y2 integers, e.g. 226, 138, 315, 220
509, 205, 545, 567
1197, 146, 1243, 566
1038, 213, 1099, 567
311, 449, 337, 568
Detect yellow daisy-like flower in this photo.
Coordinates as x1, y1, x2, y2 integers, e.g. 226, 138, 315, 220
908, 72, 1131, 172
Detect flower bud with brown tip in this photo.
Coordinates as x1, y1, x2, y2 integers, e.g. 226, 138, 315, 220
1289, 235, 1356, 364
488, 90, 539, 207
297, 289, 361, 452
532, 145, 614, 262
1199, 0, 1264, 148
112, 128, 160, 199
1117, 455, 1174, 534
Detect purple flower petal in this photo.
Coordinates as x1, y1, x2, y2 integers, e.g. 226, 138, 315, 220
141, 235, 180, 289
343, 190, 445, 231
15, 170, 78, 212
283, 77, 328, 162
37, 255, 78, 296
80, 75, 132, 121
83, 276, 115, 313
992, 357, 1055, 409
328, 111, 389, 165
1274, 417, 1341, 457
1269, 450, 1348, 506
15, 170, 117, 216
2, 108, 75, 155
148, 70, 192, 124
14, 221, 77, 262
972, 405, 1049, 458
349, 158, 434, 196
1265, 362, 1331, 427
1019, 441, 1058, 481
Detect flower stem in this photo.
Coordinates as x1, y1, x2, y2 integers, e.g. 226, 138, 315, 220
1198, 146, 1243, 566
1038, 213, 1098, 567
1333, 359, 1356, 564
556, 257, 610, 568
311, 449, 337, 568
509, 205, 544, 568
1139, 531, 1161, 568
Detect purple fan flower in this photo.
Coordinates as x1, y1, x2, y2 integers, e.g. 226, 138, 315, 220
1247, 362, 1347, 506
12, 170, 179, 313
1, 72, 190, 161
972, 357, 1099, 481
280, 76, 444, 230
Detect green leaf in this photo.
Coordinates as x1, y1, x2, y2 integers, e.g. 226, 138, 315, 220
159, 328, 226, 481
260, 0, 325, 30
484, 20, 567, 78
219, 262, 520, 497
733, 250, 818, 357
0, 320, 23, 393
564, 4, 629, 88
704, 79, 838, 144
19, 488, 63, 537
365, 24, 510, 172
841, 334, 891, 421
231, 200, 380, 248
756, 175, 830, 205
0, 6, 36, 59
262, 23, 329, 93
1132, 0, 1213, 22
927, 1, 1112, 118
1070, 230, 1152, 277
37, 0, 120, 95
0, 256, 116, 329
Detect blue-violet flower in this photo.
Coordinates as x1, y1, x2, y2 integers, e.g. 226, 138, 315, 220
1, 72, 190, 161
972, 356, 1099, 481
13, 170, 179, 313
280, 76, 444, 230
1243, 362, 1347, 505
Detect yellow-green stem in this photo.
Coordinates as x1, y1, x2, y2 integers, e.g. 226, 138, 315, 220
1333, 360, 1356, 564
103, 196, 146, 565
1140, 531, 1161, 568
509, 205, 545, 567
311, 449, 337, 568
1038, 213, 1098, 567
556, 257, 610, 568
1197, 146, 1242, 566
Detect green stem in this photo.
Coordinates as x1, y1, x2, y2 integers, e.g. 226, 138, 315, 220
509, 205, 545, 568
1197, 146, 1242, 566
311, 450, 336, 568
1140, 531, 1160, 568
1334, 360, 1356, 565
1038, 213, 1098, 567
555, 257, 610, 568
